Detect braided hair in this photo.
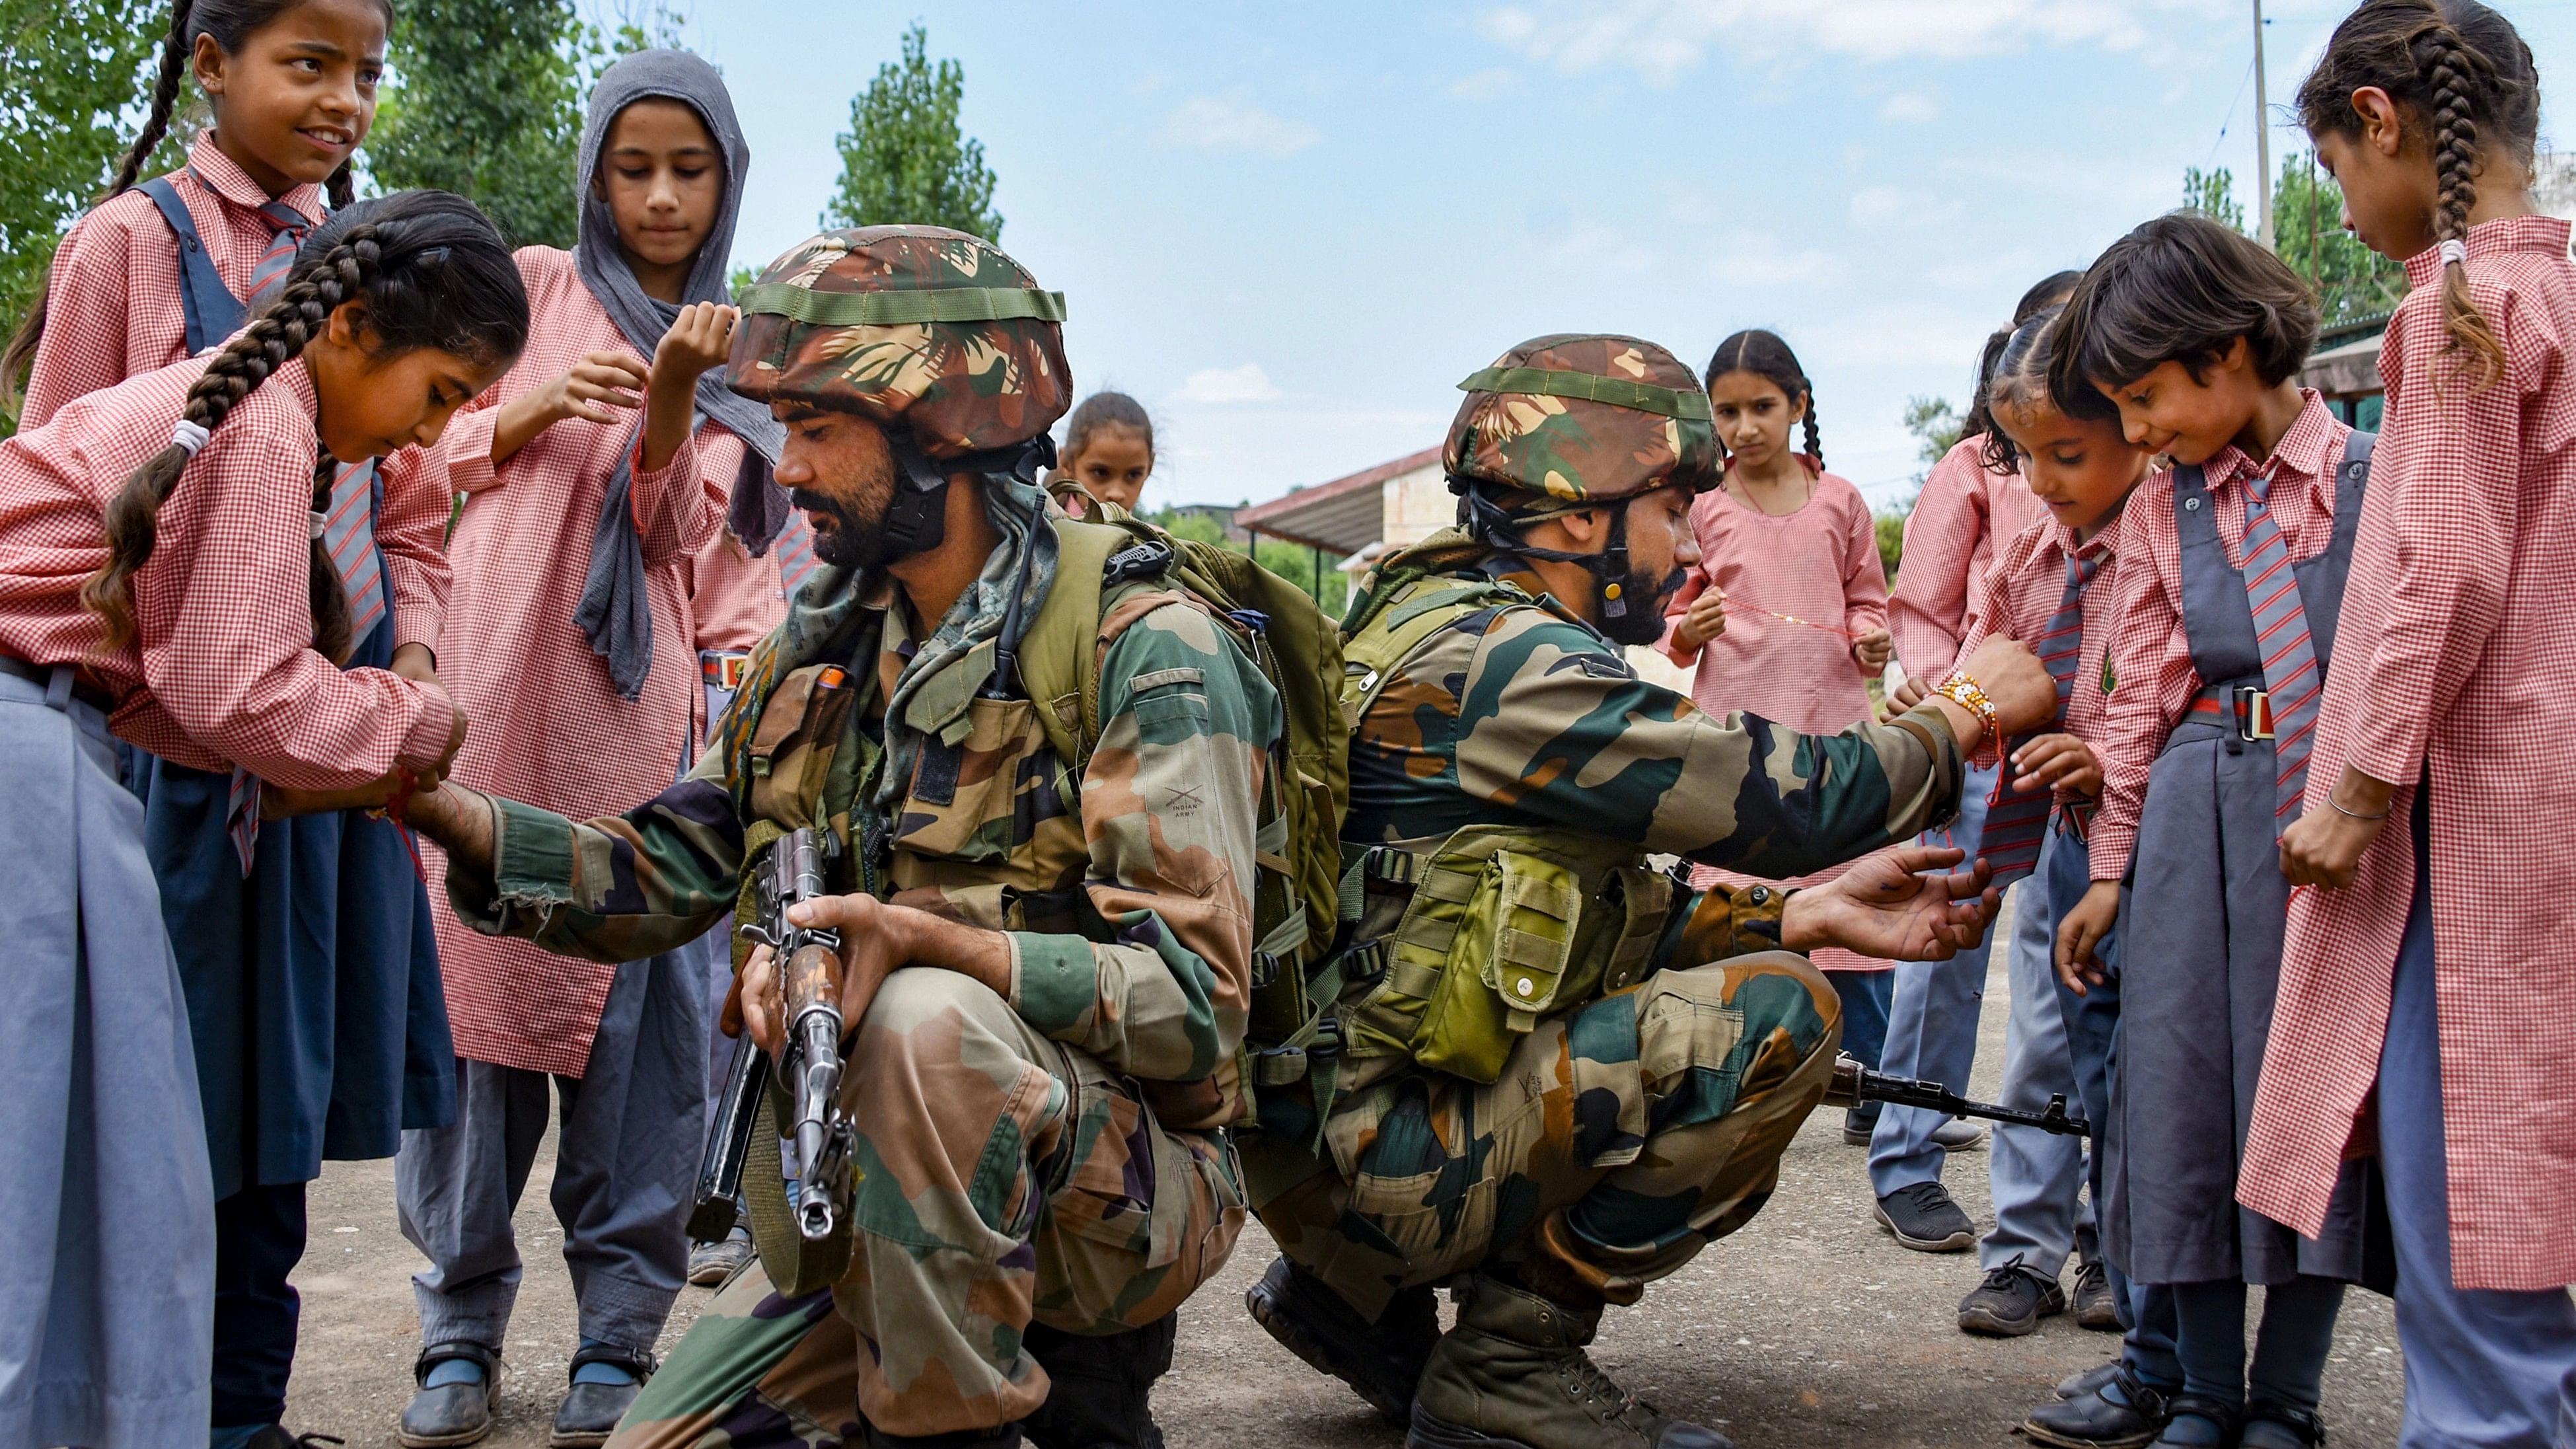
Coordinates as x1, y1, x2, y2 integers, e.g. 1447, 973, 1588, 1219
1962, 270, 2084, 453
1705, 328, 1823, 468
2297, 0, 2536, 392
1977, 307, 2092, 477
84, 189, 529, 658
2, 0, 388, 407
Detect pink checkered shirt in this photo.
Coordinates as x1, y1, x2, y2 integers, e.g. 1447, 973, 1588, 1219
1954, 508, 2123, 819
423, 246, 735, 1078
0, 355, 453, 782
1889, 436, 2049, 682
2087, 392, 2353, 882
21, 135, 329, 430
2242, 217, 2576, 1290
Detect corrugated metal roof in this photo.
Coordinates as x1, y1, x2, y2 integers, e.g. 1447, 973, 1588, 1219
1234, 444, 1442, 554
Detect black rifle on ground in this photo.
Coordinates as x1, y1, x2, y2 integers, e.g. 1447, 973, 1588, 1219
1822, 1054, 2091, 1138
741, 827, 856, 1240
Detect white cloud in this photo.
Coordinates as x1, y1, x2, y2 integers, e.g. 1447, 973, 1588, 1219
1477, 0, 2209, 82
1880, 91, 1939, 122
1174, 364, 1284, 404
1849, 184, 1962, 229
1705, 232, 1841, 286
1162, 98, 1320, 156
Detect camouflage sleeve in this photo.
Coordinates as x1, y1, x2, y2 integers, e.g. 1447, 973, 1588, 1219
442, 747, 749, 963
1669, 880, 1793, 963
1451, 607, 1962, 873
1006, 601, 1276, 1084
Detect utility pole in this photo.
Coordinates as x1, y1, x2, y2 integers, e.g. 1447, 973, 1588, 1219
2254, 0, 2275, 250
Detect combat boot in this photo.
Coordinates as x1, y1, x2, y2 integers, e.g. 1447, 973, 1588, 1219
1022, 1315, 1175, 1448
1245, 1255, 1440, 1423
1408, 1274, 1730, 1449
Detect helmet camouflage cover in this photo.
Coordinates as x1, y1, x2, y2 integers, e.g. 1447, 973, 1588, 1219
1443, 334, 1720, 503
726, 225, 1074, 457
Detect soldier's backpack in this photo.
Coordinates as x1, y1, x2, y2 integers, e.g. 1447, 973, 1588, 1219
1015, 513, 1350, 1047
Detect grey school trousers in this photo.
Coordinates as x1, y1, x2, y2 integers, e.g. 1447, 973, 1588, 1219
395, 945, 710, 1358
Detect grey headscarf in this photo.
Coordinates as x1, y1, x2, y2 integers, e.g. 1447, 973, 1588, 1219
571, 48, 786, 700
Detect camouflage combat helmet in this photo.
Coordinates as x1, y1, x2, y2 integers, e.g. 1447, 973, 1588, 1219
726, 225, 1074, 456
1443, 334, 1720, 503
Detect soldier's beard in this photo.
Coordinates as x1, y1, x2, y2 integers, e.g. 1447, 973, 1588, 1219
1598, 564, 1687, 647
793, 477, 897, 571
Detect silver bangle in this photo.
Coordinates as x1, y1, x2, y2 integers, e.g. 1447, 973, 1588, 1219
2325, 794, 2390, 823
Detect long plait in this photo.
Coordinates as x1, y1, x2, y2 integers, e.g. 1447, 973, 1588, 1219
324, 160, 355, 211
1, 0, 198, 411
82, 223, 380, 657
2417, 13, 2507, 390
1800, 383, 1825, 469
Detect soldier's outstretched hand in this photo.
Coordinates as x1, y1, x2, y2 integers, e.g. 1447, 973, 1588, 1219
1780, 845, 2000, 961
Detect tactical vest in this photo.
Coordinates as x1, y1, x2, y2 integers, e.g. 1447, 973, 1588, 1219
1239, 568, 1681, 1206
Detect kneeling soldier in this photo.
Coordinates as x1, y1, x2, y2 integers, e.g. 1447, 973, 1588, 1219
392, 227, 1268, 1448
1239, 336, 2053, 1449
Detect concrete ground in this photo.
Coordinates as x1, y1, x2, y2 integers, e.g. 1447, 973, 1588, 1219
285, 888, 2410, 1447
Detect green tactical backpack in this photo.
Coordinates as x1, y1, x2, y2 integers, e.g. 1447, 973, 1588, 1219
1015, 514, 1351, 1029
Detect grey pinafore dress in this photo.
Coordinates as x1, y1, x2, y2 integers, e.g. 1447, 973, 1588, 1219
2106, 433, 2389, 1290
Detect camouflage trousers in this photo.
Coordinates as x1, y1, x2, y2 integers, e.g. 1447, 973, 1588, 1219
609, 968, 1245, 1444
1258, 951, 1840, 1319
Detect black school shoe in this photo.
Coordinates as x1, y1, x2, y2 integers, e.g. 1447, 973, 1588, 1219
1874, 1181, 1977, 1252
550, 1347, 655, 1449
243, 1430, 346, 1448
2018, 1368, 2170, 1449
1958, 1259, 2067, 1336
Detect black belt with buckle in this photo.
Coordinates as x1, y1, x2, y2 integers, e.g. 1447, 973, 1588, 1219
0, 655, 115, 713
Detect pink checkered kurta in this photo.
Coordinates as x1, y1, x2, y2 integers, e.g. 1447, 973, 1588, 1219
0, 355, 454, 782
426, 246, 734, 1078
1952, 511, 2122, 834
1659, 463, 1894, 969
22, 135, 328, 430
678, 519, 801, 745
2241, 218, 2576, 1290
1889, 435, 2049, 682
2087, 394, 2353, 883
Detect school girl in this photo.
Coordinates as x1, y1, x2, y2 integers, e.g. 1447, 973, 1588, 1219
1919, 306, 2148, 1344
0, 189, 521, 1449
2047, 213, 2383, 1449
1657, 330, 1895, 1076
1050, 389, 1157, 516
2242, 4, 2576, 1443
392, 50, 781, 1449
1865, 274, 2076, 1261
7, 5, 477, 1444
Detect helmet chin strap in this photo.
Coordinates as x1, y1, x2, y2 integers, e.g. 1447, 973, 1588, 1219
1461, 485, 1640, 626
878, 433, 1060, 562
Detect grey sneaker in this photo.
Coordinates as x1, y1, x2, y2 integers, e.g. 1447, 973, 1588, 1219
1931, 1115, 1988, 1151
2072, 1258, 2121, 1330
686, 1234, 755, 1287
1873, 1181, 1976, 1252
1956, 1259, 2066, 1337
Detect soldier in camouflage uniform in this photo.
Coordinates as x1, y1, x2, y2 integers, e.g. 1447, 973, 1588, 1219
1235, 335, 2054, 1449
398, 226, 1275, 1449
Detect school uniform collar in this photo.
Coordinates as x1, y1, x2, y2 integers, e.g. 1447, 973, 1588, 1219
2402, 214, 2575, 289
2193, 389, 2339, 503
2049, 506, 2121, 568
184, 133, 328, 225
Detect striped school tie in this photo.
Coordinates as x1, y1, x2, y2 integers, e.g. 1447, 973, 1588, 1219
774, 511, 821, 603
2239, 467, 2326, 822
1975, 549, 2097, 882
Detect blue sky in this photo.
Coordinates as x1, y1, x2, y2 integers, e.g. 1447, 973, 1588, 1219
654, 0, 2576, 511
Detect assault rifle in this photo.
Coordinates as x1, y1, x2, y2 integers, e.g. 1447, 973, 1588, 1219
686, 1029, 768, 1244
1823, 1054, 2090, 1138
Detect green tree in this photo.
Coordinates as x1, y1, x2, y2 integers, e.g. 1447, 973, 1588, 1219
2183, 165, 2248, 233
367, 3, 679, 250
1876, 393, 1960, 582
2272, 149, 2407, 327
1146, 506, 1348, 615
825, 24, 1001, 241
0, 0, 172, 431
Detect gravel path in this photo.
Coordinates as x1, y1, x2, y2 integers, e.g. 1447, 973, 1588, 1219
285, 889, 2409, 1446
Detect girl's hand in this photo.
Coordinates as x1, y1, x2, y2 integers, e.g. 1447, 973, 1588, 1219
390, 642, 439, 687
1673, 587, 1727, 651
423, 694, 468, 791
2279, 803, 2385, 890
2055, 881, 2122, 994
651, 303, 739, 398
2010, 733, 2101, 797
1889, 675, 1929, 711
1851, 626, 1894, 671
543, 352, 649, 427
